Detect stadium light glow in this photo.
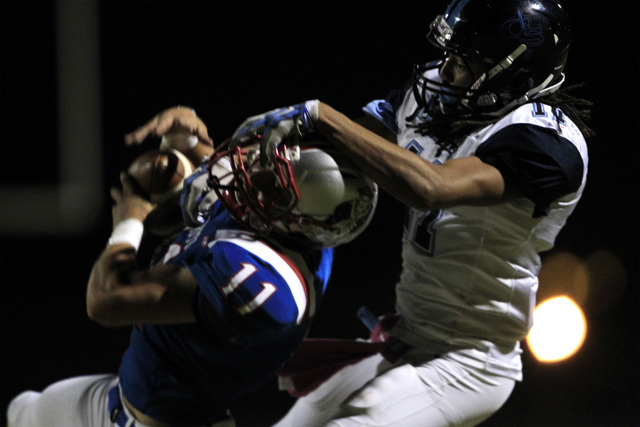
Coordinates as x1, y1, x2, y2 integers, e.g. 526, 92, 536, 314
527, 296, 587, 362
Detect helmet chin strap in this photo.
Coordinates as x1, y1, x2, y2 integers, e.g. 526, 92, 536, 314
463, 44, 528, 109
488, 73, 563, 117
462, 40, 564, 117
485, 44, 528, 81
530, 73, 565, 99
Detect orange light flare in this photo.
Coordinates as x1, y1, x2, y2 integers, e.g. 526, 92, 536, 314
527, 249, 628, 363
527, 296, 586, 362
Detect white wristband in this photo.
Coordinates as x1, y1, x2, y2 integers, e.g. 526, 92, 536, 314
160, 132, 199, 152
107, 218, 144, 252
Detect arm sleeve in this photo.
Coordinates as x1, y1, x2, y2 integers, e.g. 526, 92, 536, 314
362, 79, 412, 134
475, 123, 584, 217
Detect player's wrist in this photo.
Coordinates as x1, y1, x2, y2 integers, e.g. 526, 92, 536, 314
301, 99, 320, 131
107, 218, 144, 252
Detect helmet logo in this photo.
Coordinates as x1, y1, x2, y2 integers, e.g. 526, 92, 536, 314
501, 9, 545, 49
431, 16, 453, 46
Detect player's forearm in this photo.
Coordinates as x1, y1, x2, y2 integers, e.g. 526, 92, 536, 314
316, 102, 448, 211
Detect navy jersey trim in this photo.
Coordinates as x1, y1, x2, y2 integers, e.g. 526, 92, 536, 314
475, 123, 584, 217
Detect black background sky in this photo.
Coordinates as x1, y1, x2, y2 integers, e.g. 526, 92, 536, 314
1, 1, 639, 425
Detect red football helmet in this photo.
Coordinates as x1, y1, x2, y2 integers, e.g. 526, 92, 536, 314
208, 136, 378, 248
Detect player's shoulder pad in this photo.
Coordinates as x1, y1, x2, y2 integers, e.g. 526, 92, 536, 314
206, 230, 310, 327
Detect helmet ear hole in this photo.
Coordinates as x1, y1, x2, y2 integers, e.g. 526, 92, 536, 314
251, 170, 295, 211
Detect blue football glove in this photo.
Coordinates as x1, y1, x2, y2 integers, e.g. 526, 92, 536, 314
180, 157, 234, 227
180, 162, 212, 227
231, 100, 319, 165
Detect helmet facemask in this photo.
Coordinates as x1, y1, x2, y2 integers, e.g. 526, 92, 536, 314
209, 139, 301, 232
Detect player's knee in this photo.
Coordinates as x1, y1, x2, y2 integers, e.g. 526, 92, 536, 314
350, 364, 420, 408
332, 364, 425, 423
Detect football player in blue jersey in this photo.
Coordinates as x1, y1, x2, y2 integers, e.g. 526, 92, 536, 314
6, 107, 378, 427
225, 1, 594, 426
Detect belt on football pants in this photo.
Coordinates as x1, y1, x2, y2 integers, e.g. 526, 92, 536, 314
106, 384, 235, 427
107, 384, 133, 427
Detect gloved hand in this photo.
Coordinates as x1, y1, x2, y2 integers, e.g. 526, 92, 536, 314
180, 163, 215, 227
231, 100, 319, 165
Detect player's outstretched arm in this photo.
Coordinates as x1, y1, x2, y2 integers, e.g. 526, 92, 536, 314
315, 102, 512, 211
229, 100, 513, 210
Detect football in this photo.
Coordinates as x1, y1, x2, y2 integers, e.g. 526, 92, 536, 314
127, 148, 194, 203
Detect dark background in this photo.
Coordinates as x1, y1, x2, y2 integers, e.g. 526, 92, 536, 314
1, 1, 638, 425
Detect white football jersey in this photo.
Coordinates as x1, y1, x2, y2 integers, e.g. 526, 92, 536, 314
364, 80, 588, 380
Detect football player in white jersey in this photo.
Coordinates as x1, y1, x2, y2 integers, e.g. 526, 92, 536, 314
229, 0, 593, 425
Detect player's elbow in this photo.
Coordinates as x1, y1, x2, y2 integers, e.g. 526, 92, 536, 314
398, 178, 448, 211
86, 253, 140, 327
87, 299, 119, 327
86, 293, 131, 328
87, 305, 111, 326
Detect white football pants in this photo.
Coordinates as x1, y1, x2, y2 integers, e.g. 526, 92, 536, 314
273, 353, 515, 427
6, 374, 235, 427
7, 374, 121, 427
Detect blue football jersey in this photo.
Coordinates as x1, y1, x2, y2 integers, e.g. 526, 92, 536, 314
118, 202, 333, 424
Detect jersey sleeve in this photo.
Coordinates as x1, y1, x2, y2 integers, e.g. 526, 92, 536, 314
362, 79, 412, 134
475, 123, 584, 217
187, 235, 311, 346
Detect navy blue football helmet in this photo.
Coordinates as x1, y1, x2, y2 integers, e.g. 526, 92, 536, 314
413, 0, 572, 118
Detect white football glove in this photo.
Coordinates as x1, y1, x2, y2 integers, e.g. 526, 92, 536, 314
231, 100, 319, 165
